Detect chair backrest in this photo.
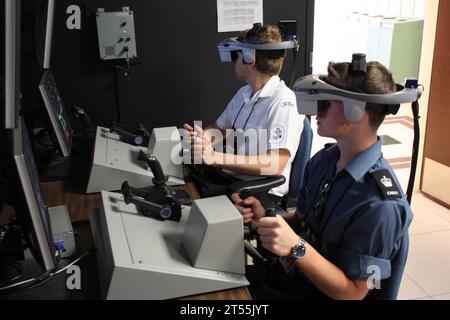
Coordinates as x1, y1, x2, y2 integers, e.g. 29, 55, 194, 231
188, 117, 313, 202
288, 117, 313, 201
366, 234, 409, 300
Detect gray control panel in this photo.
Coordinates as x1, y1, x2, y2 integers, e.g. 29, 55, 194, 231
96, 7, 137, 60
91, 192, 248, 299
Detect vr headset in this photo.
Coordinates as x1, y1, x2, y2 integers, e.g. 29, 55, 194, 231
217, 23, 299, 65
293, 54, 423, 122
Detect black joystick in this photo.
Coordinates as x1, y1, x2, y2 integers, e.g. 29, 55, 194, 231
230, 176, 286, 264
121, 154, 182, 222
121, 181, 181, 221
137, 150, 167, 186
111, 121, 150, 147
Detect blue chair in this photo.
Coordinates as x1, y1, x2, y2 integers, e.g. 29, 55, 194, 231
280, 116, 313, 209
366, 234, 409, 300
187, 116, 314, 208
231, 116, 314, 210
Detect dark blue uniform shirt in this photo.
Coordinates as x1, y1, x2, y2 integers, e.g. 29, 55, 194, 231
297, 138, 413, 280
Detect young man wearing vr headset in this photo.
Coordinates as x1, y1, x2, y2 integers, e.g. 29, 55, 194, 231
183, 24, 304, 204
232, 54, 418, 299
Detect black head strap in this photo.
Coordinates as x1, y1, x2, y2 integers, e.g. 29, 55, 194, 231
347, 53, 398, 115
246, 23, 264, 43
345, 53, 367, 93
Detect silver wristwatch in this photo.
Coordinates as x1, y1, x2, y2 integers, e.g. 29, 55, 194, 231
289, 238, 306, 260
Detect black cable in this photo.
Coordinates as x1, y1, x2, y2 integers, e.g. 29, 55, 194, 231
406, 100, 420, 204
0, 249, 94, 294
0, 270, 52, 293
113, 58, 133, 125
0, 224, 26, 286
31, 129, 55, 149
288, 44, 300, 89
30, 126, 64, 156
113, 66, 122, 124
232, 98, 262, 131
0, 221, 26, 285
0, 261, 24, 286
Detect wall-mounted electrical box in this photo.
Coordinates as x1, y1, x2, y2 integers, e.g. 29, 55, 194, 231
96, 7, 138, 60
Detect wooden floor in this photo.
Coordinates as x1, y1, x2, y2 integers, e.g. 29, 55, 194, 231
43, 180, 100, 221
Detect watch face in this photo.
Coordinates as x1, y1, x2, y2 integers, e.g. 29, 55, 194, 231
293, 246, 304, 258
291, 240, 306, 259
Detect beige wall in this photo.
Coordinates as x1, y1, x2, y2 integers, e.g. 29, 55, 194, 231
313, 0, 427, 74
422, 158, 450, 204
415, 0, 439, 190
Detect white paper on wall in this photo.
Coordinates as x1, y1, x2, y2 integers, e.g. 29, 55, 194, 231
217, 0, 263, 33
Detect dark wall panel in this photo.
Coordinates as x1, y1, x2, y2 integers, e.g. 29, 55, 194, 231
24, 0, 314, 132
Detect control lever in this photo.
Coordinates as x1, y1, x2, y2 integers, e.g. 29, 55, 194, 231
121, 181, 182, 221
73, 105, 94, 133
121, 154, 183, 221
230, 176, 286, 264
111, 121, 150, 146
137, 150, 168, 186
137, 150, 192, 205
244, 240, 268, 263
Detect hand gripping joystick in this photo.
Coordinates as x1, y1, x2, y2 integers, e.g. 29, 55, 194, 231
230, 176, 286, 264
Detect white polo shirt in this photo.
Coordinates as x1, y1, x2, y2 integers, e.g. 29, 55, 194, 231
215, 75, 304, 197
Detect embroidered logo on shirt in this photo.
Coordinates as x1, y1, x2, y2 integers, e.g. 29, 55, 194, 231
282, 101, 294, 108
269, 125, 286, 146
273, 128, 283, 139
372, 169, 401, 199
380, 176, 393, 188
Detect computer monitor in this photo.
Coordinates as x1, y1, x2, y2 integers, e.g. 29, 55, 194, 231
35, 0, 55, 69
13, 117, 59, 271
39, 70, 73, 157
2, 0, 21, 129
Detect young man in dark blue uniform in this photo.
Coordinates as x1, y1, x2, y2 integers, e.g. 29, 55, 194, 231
232, 55, 418, 299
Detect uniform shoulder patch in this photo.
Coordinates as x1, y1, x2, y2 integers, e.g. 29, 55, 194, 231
282, 101, 294, 108
269, 125, 286, 146
372, 169, 401, 199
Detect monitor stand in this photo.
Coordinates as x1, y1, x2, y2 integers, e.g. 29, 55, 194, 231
32, 129, 93, 183
39, 152, 91, 183
0, 205, 76, 288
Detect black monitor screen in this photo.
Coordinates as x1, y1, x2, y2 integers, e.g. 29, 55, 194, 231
0, 0, 4, 128
2, 0, 21, 129
13, 118, 58, 271
35, 0, 55, 69
39, 70, 73, 157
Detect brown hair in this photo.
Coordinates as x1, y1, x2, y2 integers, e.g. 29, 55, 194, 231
328, 61, 397, 130
237, 25, 285, 76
